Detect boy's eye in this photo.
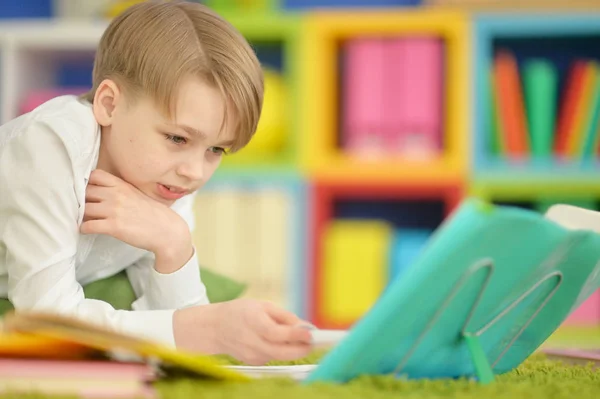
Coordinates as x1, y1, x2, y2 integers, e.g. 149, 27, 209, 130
209, 147, 228, 155
165, 134, 187, 145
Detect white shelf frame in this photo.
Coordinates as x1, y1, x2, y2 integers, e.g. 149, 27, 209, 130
0, 19, 108, 122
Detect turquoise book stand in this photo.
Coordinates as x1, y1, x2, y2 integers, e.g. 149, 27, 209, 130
304, 198, 600, 385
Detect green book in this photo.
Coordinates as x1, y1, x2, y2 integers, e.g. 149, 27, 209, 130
489, 71, 502, 155
523, 60, 558, 158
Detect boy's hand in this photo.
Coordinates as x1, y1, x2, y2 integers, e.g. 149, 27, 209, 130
81, 169, 193, 271
174, 299, 313, 365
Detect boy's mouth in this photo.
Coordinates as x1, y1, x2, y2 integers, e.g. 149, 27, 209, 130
156, 183, 189, 201
162, 184, 187, 194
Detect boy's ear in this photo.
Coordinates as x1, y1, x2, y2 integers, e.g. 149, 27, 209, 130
92, 79, 121, 127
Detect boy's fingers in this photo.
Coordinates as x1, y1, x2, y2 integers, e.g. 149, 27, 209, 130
256, 313, 312, 345
262, 341, 313, 362
80, 219, 109, 235
85, 185, 108, 202
265, 324, 312, 345
264, 302, 302, 326
82, 203, 108, 221
88, 169, 121, 187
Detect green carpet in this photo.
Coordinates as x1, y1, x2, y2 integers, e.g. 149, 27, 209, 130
154, 353, 600, 399
160, 326, 600, 399
1, 351, 599, 399
3, 327, 600, 398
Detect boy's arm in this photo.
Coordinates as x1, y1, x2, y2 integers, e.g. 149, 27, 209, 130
126, 249, 209, 311
126, 188, 209, 311
0, 122, 177, 346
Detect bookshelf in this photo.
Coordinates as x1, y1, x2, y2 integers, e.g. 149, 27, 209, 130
215, 12, 304, 174
472, 13, 600, 186
300, 9, 470, 185
309, 181, 463, 328
0, 20, 106, 122
206, 0, 422, 11
196, 173, 308, 317
2, 5, 600, 327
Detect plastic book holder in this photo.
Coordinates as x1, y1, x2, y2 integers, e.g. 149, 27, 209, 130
304, 199, 600, 385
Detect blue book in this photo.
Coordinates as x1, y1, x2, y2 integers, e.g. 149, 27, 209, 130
389, 229, 432, 282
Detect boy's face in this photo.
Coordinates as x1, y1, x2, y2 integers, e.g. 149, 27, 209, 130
94, 76, 234, 206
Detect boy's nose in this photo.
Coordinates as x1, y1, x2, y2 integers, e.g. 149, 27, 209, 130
177, 160, 204, 182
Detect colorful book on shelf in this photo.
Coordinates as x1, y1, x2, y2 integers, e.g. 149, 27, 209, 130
383, 37, 444, 159
320, 220, 391, 326
342, 38, 387, 158
578, 63, 600, 160
193, 187, 292, 308
388, 228, 431, 282
20, 88, 88, 115
488, 71, 504, 155
523, 59, 557, 158
567, 61, 599, 157
254, 188, 291, 306
554, 61, 587, 157
493, 50, 530, 157
302, 199, 600, 385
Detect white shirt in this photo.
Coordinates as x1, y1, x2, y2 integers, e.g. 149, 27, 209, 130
0, 95, 209, 346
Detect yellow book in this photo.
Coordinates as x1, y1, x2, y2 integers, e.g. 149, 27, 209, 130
1, 311, 249, 382
321, 220, 393, 325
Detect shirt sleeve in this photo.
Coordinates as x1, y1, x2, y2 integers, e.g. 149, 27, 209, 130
126, 191, 209, 311
127, 249, 209, 311
0, 119, 177, 346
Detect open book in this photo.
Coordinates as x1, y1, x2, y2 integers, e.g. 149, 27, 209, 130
0, 309, 349, 383
0, 311, 249, 382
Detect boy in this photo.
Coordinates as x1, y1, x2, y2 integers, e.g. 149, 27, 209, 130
0, 0, 312, 366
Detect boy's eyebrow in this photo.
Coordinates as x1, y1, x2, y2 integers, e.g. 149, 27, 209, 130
169, 123, 206, 139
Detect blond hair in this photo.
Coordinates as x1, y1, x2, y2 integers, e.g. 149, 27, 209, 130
82, 0, 263, 152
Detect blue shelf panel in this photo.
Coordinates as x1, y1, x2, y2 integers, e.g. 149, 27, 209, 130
0, 1, 52, 19
282, 0, 421, 9
200, 172, 309, 318
471, 158, 600, 183
472, 13, 600, 175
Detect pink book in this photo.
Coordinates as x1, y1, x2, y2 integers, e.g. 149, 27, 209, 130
0, 358, 155, 399
384, 37, 444, 159
20, 87, 88, 114
543, 348, 600, 366
0, 358, 154, 379
342, 38, 387, 158
563, 290, 600, 325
